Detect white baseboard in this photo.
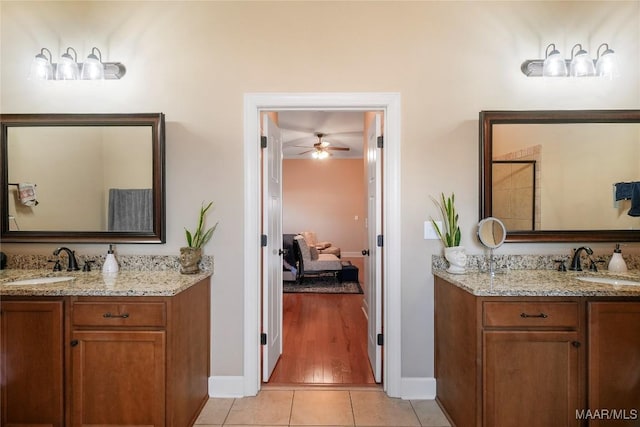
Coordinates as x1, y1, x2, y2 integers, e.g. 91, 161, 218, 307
400, 377, 436, 400
209, 376, 246, 397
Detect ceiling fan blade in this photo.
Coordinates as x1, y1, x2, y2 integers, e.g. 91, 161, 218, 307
298, 149, 315, 155
326, 146, 350, 151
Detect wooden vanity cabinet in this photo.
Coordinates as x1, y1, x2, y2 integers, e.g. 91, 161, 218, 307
587, 302, 640, 426
0, 277, 210, 427
435, 277, 585, 427
0, 299, 65, 427
482, 302, 583, 427
69, 278, 210, 427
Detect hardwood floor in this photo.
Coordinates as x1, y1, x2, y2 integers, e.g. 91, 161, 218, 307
268, 291, 376, 385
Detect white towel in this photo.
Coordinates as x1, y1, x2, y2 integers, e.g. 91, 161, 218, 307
18, 183, 38, 206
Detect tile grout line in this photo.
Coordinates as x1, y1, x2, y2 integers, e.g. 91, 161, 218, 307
348, 390, 356, 427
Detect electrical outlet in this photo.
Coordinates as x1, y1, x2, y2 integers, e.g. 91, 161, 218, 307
424, 221, 441, 239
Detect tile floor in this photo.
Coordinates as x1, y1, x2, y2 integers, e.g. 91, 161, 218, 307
194, 388, 451, 427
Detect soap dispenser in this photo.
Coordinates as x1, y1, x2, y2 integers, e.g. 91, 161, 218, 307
608, 244, 628, 273
102, 244, 119, 274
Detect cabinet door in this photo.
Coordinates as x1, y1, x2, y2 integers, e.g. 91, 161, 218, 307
0, 300, 64, 427
71, 330, 165, 427
588, 302, 640, 426
483, 331, 582, 427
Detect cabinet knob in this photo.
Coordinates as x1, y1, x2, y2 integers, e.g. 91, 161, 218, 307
70, 339, 79, 347
572, 341, 581, 348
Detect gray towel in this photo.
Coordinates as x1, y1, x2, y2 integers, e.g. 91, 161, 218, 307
108, 189, 153, 231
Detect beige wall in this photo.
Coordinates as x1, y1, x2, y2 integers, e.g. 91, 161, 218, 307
2, 1, 639, 385
283, 159, 365, 255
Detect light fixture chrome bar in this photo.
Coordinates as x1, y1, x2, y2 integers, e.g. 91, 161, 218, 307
29, 47, 126, 80
521, 58, 605, 77
103, 62, 126, 79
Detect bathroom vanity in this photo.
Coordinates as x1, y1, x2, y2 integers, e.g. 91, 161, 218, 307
0, 270, 211, 427
434, 270, 640, 427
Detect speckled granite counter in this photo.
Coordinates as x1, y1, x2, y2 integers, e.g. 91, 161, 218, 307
434, 269, 640, 297
0, 269, 211, 297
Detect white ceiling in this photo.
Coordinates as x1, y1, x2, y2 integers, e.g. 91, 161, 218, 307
278, 111, 364, 159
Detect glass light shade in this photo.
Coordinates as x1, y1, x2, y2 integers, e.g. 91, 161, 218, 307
29, 54, 53, 80
570, 49, 595, 77
542, 52, 567, 77
55, 53, 79, 80
596, 49, 617, 79
312, 150, 329, 159
80, 54, 104, 80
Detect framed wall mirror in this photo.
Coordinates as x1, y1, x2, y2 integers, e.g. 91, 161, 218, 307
480, 110, 640, 243
0, 113, 165, 243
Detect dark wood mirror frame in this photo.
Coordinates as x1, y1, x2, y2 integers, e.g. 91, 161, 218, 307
480, 109, 640, 243
0, 113, 165, 243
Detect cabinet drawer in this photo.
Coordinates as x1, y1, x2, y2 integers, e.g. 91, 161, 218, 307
72, 302, 166, 327
483, 301, 578, 328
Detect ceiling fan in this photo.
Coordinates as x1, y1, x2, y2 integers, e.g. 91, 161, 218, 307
296, 133, 350, 158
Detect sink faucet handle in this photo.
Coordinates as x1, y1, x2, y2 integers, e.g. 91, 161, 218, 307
48, 259, 62, 272
554, 260, 567, 271
82, 260, 96, 272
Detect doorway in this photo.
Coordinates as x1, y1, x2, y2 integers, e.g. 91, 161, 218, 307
243, 92, 402, 398
270, 110, 375, 385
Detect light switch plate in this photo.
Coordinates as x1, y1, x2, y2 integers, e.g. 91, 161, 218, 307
424, 221, 441, 239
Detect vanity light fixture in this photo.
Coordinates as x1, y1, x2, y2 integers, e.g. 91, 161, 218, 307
569, 44, 595, 77
595, 43, 618, 79
542, 43, 567, 77
55, 47, 79, 80
29, 46, 126, 81
521, 42, 617, 78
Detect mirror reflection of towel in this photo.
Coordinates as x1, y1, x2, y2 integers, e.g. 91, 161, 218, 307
18, 183, 38, 206
108, 189, 153, 231
629, 184, 640, 217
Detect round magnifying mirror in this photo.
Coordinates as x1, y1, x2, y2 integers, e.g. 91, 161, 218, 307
477, 217, 507, 249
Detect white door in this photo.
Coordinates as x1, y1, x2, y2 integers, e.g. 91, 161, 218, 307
366, 113, 383, 382
261, 113, 283, 382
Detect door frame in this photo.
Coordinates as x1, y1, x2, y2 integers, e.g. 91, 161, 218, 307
243, 92, 402, 397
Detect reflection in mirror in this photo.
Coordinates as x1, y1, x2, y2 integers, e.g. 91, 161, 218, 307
478, 217, 507, 249
480, 110, 640, 243
478, 217, 506, 276
8, 126, 152, 232
1, 113, 165, 243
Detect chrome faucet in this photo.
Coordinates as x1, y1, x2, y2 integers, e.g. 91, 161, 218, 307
569, 247, 593, 271
53, 247, 80, 271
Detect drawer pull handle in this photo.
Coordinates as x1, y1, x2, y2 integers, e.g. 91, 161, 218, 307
103, 312, 130, 319
520, 312, 548, 319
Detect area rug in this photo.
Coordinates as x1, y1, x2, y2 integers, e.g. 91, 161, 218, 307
284, 277, 363, 294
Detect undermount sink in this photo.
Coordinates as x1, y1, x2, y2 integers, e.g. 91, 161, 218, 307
576, 276, 640, 287
3, 276, 75, 286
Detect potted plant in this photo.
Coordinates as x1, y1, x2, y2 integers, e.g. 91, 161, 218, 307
180, 201, 218, 274
431, 192, 466, 274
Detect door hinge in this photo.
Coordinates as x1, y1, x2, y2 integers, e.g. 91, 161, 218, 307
377, 135, 384, 148
261, 333, 267, 345
261, 136, 268, 149
377, 333, 384, 346
261, 234, 268, 247
377, 234, 383, 247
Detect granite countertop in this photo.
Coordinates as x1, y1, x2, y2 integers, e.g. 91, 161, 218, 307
434, 269, 640, 297
0, 269, 212, 297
